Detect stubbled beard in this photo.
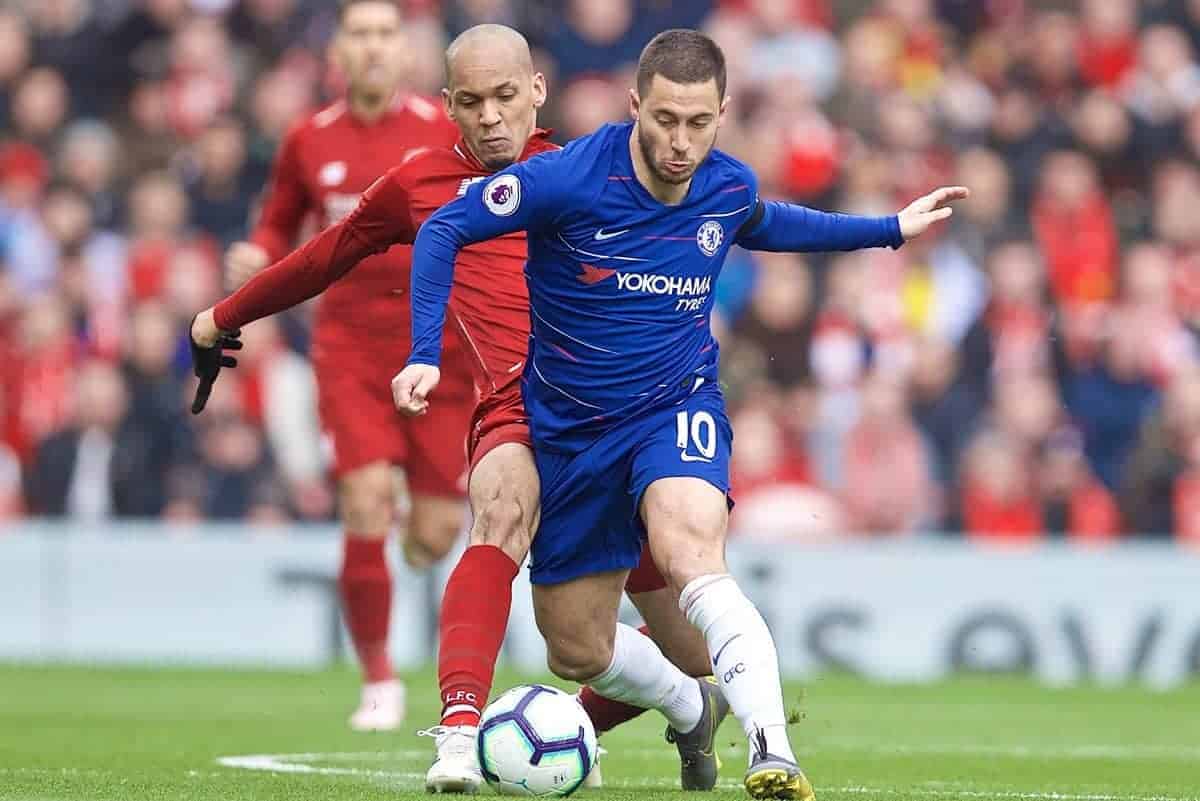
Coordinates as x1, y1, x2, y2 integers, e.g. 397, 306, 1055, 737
479, 153, 516, 170
470, 135, 517, 170
637, 127, 693, 185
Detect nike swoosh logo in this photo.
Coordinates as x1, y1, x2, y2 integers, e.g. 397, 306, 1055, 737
680, 453, 714, 463
713, 633, 742, 667
593, 228, 630, 241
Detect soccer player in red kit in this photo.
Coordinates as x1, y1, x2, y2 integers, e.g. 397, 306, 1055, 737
220, 0, 476, 732
191, 23, 720, 794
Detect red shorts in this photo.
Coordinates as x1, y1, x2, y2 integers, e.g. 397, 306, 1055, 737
467, 376, 532, 471
625, 541, 668, 594
313, 348, 472, 497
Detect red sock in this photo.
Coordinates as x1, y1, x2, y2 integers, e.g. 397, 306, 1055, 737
578, 626, 653, 734
338, 536, 393, 684
439, 544, 520, 727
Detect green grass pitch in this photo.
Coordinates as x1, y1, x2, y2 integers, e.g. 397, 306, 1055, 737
1, 665, 1197, 801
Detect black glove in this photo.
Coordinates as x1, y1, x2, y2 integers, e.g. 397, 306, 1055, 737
190, 318, 243, 414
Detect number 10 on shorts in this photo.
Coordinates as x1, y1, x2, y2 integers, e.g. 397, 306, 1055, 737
676, 410, 717, 463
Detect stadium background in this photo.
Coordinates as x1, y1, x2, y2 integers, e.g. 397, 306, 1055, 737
3, 7, 1200, 801
3, 0, 1200, 541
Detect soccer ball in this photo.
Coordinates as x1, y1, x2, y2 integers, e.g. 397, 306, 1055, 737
476, 684, 597, 796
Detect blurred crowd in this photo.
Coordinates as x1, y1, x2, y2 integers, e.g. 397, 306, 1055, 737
4, 0, 1200, 544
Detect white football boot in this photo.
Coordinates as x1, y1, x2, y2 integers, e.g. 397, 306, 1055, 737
420, 725, 483, 793
348, 679, 405, 732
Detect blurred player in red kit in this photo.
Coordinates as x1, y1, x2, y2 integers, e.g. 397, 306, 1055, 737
191, 23, 719, 793
220, 0, 475, 732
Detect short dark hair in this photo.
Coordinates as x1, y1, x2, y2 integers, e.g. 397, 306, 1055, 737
337, 0, 401, 23
636, 29, 727, 99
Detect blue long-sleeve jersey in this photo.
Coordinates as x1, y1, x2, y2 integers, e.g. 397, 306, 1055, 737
409, 121, 903, 452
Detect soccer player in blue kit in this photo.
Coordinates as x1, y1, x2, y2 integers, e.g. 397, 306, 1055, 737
394, 29, 965, 799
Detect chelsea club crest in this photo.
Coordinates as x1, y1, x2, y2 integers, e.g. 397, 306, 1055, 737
696, 221, 724, 256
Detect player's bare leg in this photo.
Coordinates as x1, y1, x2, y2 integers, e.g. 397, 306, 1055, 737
533, 569, 628, 683
563, 566, 719, 788
633, 588, 714, 678
534, 570, 725, 789
337, 460, 405, 732
440, 442, 537, 721
424, 442, 538, 794
577, 584, 713, 735
643, 477, 814, 800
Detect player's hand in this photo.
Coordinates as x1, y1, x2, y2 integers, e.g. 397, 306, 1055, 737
225, 241, 270, 288
392, 364, 441, 417
189, 309, 242, 415
897, 186, 969, 241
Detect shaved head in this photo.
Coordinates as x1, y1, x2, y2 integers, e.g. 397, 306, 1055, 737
441, 23, 545, 170
445, 24, 532, 88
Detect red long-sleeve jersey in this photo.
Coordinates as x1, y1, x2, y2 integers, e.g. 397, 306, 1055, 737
248, 95, 460, 351
216, 130, 558, 401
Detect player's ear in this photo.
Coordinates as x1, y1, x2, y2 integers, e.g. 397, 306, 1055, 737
441, 87, 454, 120
629, 88, 640, 121
531, 72, 547, 109
718, 96, 730, 128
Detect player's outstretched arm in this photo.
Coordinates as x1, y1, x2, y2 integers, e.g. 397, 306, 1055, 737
203, 168, 420, 334
407, 157, 565, 373
896, 186, 970, 241
395, 198, 487, 415
736, 186, 968, 253
188, 169, 418, 416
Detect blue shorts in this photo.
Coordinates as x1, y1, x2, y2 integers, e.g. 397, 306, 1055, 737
530, 382, 733, 585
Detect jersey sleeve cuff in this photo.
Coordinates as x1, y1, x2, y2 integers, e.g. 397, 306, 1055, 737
888, 215, 904, 249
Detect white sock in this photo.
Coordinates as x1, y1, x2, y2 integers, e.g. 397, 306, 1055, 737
680, 574, 796, 765
586, 622, 704, 733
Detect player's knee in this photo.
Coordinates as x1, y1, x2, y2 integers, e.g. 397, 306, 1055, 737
405, 505, 464, 569
403, 527, 457, 568
470, 495, 533, 563
401, 537, 436, 570
545, 637, 613, 683
423, 520, 462, 563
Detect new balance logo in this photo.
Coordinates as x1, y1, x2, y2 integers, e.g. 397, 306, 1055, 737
593, 227, 630, 241
456, 176, 487, 197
